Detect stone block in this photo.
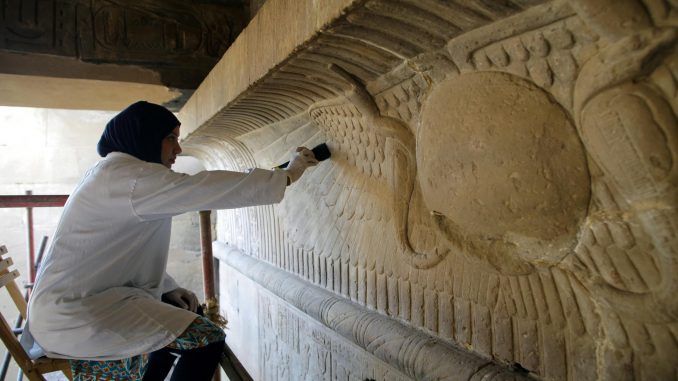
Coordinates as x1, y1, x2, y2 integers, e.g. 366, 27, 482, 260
188, 0, 678, 379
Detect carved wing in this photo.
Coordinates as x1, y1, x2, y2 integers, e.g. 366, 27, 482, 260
279, 62, 452, 269
278, 100, 397, 264
575, 181, 662, 295
275, 89, 607, 380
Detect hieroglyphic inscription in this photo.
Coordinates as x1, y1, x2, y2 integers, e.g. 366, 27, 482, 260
183, 0, 678, 379
258, 291, 411, 381
0, 0, 247, 88
1, 0, 243, 58
1, 0, 76, 54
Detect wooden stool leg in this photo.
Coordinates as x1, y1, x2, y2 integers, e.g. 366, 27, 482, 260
62, 364, 73, 380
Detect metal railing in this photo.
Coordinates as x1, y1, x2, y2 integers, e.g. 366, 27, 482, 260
0, 192, 68, 381
0, 192, 68, 288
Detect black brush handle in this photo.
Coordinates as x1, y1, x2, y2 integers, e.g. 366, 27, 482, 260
277, 143, 331, 168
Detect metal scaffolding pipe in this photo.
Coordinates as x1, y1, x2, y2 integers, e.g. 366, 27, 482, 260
199, 210, 216, 300
0, 195, 68, 208
25, 191, 35, 285
199, 210, 221, 381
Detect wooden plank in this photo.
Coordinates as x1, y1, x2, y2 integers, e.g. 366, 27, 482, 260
0, 257, 12, 273
0, 268, 27, 318
0, 270, 19, 288
34, 357, 72, 379
0, 312, 44, 381
6, 278, 28, 319
0, 255, 28, 318
220, 344, 253, 381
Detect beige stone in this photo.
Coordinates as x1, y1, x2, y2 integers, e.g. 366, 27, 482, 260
418, 71, 590, 271
156, 0, 678, 379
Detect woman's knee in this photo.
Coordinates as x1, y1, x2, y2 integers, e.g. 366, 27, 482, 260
168, 316, 225, 351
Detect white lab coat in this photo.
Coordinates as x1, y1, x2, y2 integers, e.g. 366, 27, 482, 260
25, 152, 287, 360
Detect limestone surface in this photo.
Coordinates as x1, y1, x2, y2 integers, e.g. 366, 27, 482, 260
179, 0, 678, 379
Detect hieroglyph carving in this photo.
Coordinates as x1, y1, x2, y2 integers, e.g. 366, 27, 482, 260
190, 0, 678, 379
258, 291, 411, 381
0, 0, 245, 65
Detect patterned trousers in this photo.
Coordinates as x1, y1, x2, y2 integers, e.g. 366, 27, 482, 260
69, 316, 225, 380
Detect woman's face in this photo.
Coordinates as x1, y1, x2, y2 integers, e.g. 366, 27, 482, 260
161, 126, 182, 168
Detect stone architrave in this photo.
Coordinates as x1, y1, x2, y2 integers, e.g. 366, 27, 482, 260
179, 0, 678, 379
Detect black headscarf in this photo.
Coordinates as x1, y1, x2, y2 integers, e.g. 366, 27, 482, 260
97, 101, 180, 164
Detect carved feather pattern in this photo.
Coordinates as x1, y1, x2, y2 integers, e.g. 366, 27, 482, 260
575, 180, 662, 294
275, 90, 603, 379
189, 1, 678, 378
279, 100, 395, 264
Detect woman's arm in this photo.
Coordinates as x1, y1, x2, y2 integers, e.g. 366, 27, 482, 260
130, 167, 288, 221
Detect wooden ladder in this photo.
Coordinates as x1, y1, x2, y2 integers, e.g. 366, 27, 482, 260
0, 245, 72, 381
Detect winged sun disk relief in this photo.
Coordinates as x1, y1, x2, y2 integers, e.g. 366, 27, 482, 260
298, 64, 564, 274
297, 64, 453, 269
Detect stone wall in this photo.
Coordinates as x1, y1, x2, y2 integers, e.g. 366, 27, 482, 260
179, 0, 678, 379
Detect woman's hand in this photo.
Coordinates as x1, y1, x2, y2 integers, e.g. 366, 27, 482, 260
285, 147, 319, 184
162, 287, 199, 313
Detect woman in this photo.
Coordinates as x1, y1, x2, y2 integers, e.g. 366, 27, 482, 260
24, 101, 317, 380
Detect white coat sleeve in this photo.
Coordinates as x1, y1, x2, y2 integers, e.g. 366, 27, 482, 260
130, 166, 288, 221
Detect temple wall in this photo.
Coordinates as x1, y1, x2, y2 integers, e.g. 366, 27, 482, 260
179, 0, 678, 379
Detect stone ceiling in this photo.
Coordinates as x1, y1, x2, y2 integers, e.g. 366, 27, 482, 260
0, 0, 250, 111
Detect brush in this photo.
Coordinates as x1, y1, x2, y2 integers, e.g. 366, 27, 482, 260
277, 143, 331, 168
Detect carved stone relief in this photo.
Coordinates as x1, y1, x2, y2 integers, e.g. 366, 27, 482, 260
258, 287, 412, 381
417, 71, 590, 272
179, 0, 678, 379
0, 0, 247, 90
218, 244, 527, 381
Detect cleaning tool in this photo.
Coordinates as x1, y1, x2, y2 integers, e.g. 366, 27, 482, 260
277, 143, 331, 168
